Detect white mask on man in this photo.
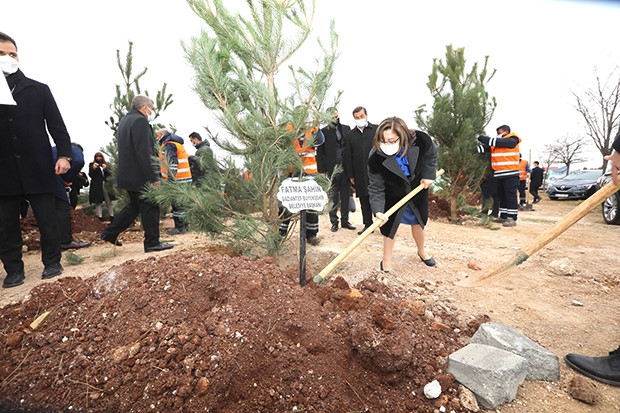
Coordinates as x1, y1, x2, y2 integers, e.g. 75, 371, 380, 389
354, 118, 367, 128
147, 107, 156, 122
0, 55, 19, 75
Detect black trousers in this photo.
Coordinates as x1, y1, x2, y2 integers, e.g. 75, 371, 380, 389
328, 172, 352, 226
529, 184, 541, 200
55, 198, 74, 245
497, 175, 520, 221
278, 207, 319, 238
0, 193, 61, 275
101, 190, 160, 248
358, 195, 373, 227
518, 180, 527, 205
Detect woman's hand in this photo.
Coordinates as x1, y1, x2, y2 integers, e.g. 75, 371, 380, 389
375, 212, 388, 227
420, 178, 434, 189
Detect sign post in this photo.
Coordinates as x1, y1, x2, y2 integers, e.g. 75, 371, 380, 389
277, 177, 327, 286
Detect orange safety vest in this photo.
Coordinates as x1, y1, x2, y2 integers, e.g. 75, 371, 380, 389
287, 123, 319, 175
490, 133, 522, 172
518, 159, 528, 180
159, 141, 193, 183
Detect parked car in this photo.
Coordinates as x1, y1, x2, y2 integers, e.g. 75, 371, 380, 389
546, 169, 603, 200
543, 166, 567, 189
597, 171, 620, 225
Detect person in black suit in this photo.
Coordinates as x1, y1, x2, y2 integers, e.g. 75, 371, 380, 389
317, 107, 355, 232
99, 95, 173, 253
343, 106, 377, 235
529, 161, 544, 203
0, 32, 72, 288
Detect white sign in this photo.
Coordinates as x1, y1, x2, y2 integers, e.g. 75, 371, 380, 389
277, 178, 328, 213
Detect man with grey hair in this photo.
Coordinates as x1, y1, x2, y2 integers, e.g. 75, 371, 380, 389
99, 95, 173, 252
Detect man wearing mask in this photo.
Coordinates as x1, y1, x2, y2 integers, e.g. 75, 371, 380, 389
188, 131, 215, 187
0, 32, 72, 288
317, 107, 355, 232
343, 106, 377, 235
477, 125, 522, 227
99, 95, 173, 252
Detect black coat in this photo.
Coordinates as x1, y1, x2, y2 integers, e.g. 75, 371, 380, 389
530, 166, 544, 188
0, 70, 72, 196
343, 123, 377, 197
368, 130, 438, 238
116, 108, 159, 192
317, 121, 351, 176
88, 161, 111, 204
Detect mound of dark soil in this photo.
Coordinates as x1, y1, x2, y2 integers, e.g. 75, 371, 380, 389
0, 250, 477, 412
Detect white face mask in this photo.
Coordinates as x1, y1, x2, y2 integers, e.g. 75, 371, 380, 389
379, 142, 400, 156
354, 118, 367, 128
147, 107, 156, 122
0, 55, 19, 75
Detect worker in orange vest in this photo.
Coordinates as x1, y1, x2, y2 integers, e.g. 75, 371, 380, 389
477, 125, 522, 227
279, 121, 325, 245
157, 128, 193, 235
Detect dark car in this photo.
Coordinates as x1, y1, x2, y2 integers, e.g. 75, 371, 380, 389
546, 169, 603, 200
597, 171, 620, 224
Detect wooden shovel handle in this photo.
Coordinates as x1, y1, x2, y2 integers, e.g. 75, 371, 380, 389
522, 178, 620, 258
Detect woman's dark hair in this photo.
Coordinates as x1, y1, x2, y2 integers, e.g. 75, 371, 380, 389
372, 116, 415, 157
93, 152, 106, 163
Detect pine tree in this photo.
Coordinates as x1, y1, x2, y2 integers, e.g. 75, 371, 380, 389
415, 45, 496, 220
146, 0, 339, 257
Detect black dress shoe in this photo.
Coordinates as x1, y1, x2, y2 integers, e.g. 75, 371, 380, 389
357, 225, 372, 235
565, 347, 620, 386
99, 234, 122, 246
42, 263, 63, 280
331, 223, 339, 232
3, 271, 25, 288
342, 222, 357, 230
61, 240, 91, 250
144, 243, 174, 253
418, 253, 436, 267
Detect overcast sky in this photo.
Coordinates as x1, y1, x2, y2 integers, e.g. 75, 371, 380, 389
4, 0, 620, 167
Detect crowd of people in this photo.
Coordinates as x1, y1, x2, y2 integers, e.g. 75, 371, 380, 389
2, 28, 620, 391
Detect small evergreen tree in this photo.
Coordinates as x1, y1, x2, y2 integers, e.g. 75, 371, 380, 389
415, 45, 496, 220
146, 0, 339, 257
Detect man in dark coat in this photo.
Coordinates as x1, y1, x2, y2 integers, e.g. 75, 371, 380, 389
52, 144, 91, 250
317, 107, 355, 232
0, 32, 72, 288
529, 161, 544, 203
99, 95, 173, 253
343, 106, 377, 234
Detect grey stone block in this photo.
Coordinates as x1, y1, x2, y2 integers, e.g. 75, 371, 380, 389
470, 322, 560, 381
447, 343, 529, 409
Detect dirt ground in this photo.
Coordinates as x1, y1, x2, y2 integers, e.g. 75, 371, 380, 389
1, 196, 619, 412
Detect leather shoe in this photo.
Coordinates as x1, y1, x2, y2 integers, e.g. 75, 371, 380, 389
331, 223, 339, 232
565, 347, 620, 386
42, 263, 63, 280
144, 243, 174, 253
3, 271, 25, 288
99, 233, 122, 246
342, 222, 356, 230
418, 253, 436, 267
533, 197, 541, 204
357, 225, 372, 235
61, 240, 91, 250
